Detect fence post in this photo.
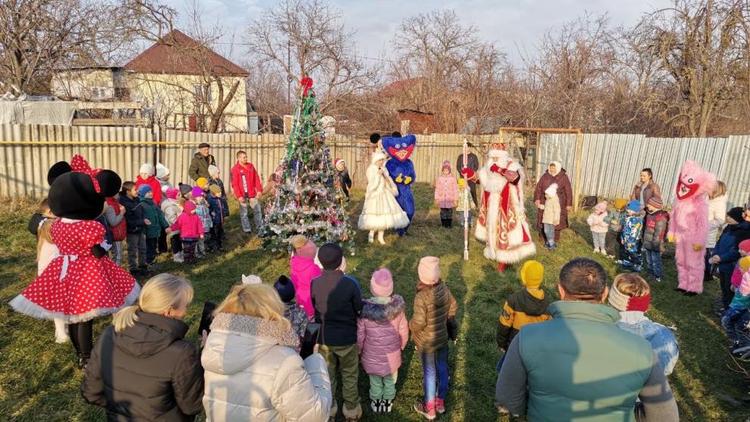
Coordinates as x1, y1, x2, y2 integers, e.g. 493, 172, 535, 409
572, 131, 584, 211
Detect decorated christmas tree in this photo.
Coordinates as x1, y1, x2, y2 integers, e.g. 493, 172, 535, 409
261, 77, 354, 252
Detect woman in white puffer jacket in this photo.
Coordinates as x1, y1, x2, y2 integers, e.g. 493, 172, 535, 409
705, 181, 728, 281
202, 283, 332, 421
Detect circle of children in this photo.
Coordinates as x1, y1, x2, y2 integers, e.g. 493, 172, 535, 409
10, 139, 750, 422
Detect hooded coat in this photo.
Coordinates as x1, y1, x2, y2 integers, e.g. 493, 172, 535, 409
357, 295, 409, 376
201, 313, 332, 421
81, 312, 204, 421
410, 282, 458, 353
290, 255, 322, 319
534, 163, 573, 232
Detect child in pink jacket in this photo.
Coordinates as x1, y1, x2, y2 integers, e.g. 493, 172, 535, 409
434, 161, 459, 228
357, 268, 409, 414
731, 240, 750, 288
168, 200, 203, 264
289, 235, 321, 319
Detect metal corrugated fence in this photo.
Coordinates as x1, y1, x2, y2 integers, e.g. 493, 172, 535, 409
539, 133, 749, 207
0, 124, 494, 198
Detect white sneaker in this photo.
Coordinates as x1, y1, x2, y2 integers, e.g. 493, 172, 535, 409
173, 252, 184, 263
593, 248, 599, 254
368, 232, 374, 243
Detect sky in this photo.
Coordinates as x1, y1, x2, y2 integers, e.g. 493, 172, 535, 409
162, 0, 673, 67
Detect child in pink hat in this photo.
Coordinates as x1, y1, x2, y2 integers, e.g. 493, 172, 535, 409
434, 161, 459, 228
730, 239, 750, 289
411, 256, 458, 419
357, 268, 408, 414
289, 235, 321, 319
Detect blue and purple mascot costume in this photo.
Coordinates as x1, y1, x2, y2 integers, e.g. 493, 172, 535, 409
382, 134, 416, 235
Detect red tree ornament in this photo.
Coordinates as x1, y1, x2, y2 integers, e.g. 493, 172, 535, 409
301, 76, 314, 96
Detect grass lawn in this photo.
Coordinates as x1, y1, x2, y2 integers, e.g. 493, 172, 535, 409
1, 184, 749, 421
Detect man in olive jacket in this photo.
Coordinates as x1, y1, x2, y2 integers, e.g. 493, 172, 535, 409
188, 143, 216, 181
495, 258, 679, 422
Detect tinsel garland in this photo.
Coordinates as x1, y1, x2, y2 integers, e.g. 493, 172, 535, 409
261, 79, 354, 254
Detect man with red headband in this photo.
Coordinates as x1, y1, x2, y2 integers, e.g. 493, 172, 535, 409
472, 144, 535, 272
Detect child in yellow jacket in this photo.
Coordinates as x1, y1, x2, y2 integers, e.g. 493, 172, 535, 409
496, 260, 551, 372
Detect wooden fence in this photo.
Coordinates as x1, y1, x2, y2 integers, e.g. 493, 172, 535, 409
0, 124, 496, 198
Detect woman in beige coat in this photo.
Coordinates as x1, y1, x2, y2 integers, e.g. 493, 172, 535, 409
201, 283, 332, 421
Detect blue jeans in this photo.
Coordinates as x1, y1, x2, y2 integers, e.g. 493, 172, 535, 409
644, 249, 663, 278
543, 223, 556, 247
421, 347, 449, 403
722, 307, 750, 344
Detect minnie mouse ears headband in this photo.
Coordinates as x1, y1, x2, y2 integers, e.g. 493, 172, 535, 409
47, 154, 121, 196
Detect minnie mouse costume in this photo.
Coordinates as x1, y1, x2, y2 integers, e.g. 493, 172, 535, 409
10, 155, 140, 366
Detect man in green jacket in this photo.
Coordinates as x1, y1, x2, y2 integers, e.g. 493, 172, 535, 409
189, 142, 216, 181
495, 258, 679, 421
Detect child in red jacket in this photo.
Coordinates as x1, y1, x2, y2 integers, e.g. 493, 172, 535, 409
230, 150, 263, 235
168, 201, 204, 264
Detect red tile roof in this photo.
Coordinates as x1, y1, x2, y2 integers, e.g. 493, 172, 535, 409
124, 30, 248, 77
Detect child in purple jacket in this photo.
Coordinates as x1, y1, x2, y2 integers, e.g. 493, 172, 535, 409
357, 268, 409, 414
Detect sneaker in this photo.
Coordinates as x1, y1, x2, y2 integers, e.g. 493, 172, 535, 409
498, 405, 510, 415
173, 253, 184, 263
371, 399, 381, 413
592, 248, 598, 254
732, 344, 750, 356
655, 277, 661, 283
413, 402, 436, 420
435, 398, 445, 414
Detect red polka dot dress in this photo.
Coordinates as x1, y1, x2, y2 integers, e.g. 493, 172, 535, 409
10, 219, 140, 323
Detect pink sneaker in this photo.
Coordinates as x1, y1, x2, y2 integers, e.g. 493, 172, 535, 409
414, 401, 436, 420
435, 398, 445, 414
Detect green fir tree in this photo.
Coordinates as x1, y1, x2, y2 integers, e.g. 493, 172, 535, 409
261, 78, 354, 252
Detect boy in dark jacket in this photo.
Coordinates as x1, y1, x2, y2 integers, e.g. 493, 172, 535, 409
496, 260, 550, 371
138, 185, 169, 266
207, 185, 226, 251
642, 197, 669, 283
311, 243, 363, 421
710, 207, 750, 308
616, 200, 644, 272
119, 181, 147, 275
411, 256, 459, 419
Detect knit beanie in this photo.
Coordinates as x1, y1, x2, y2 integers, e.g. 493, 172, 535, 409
139, 163, 154, 176
418, 256, 441, 285
137, 184, 152, 198
441, 160, 451, 172
520, 260, 544, 289
165, 187, 179, 200
739, 256, 750, 273
334, 158, 345, 170
274, 275, 296, 303
183, 200, 196, 214
191, 186, 204, 198
241, 274, 262, 285
179, 183, 192, 196
291, 235, 317, 258
594, 201, 608, 214
626, 200, 642, 213
613, 198, 628, 210
208, 165, 220, 178
727, 206, 745, 223
647, 196, 663, 210
370, 268, 394, 297
208, 184, 222, 195
155, 163, 169, 179
317, 243, 343, 270
608, 277, 651, 312
739, 239, 750, 255
196, 177, 209, 189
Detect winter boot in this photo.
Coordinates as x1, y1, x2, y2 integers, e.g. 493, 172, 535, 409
382, 399, 393, 413
414, 400, 436, 420
435, 398, 445, 414
329, 400, 338, 421
497, 262, 508, 273
342, 403, 363, 421
446, 219, 453, 228
368, 231, 375, 243
377, 231, 386, 245
371, 399, 381, 413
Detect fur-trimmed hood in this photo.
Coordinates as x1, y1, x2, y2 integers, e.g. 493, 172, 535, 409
361, 295, 406, 322
203, 313, 300, 376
